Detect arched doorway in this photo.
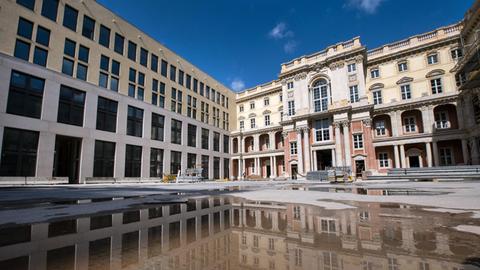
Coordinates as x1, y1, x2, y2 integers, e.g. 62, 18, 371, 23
406, 148, 423, 168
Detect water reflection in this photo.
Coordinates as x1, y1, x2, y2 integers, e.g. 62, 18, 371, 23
0, 197, 479, 270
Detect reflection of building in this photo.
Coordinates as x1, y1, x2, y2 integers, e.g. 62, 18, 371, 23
231, 201, 480, 270
453, 0, 480, 166
0, 196, 479, 269
0, 197, 235, 270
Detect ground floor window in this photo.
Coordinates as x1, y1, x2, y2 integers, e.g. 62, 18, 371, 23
201, 155, 209, 179
0, 127, 39, 176
187, 153, 196, 169
170, 151, 182, 175
224, 158, 230, 179
213, 157, 220, 179
439, 147, 454, 166
93, 140, 115, 177
125, 145, 141, 177
150, 148, 163, 177
378, 152, 389, 168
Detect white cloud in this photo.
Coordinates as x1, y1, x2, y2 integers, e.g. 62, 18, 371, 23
283, 40, 297, 53
346, 0, 384, 14
268, 22, 294, 40
230, 78, 245, 91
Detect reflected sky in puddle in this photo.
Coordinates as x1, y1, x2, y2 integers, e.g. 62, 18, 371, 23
285, 185, 449, 196
0, 196, 479, 270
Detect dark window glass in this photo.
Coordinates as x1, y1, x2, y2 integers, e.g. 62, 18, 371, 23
64, 38, 76, 57
213, 132, 220, 152
170, 65, 176, 81
114, 33, 124, 55
187, 153, 196, 169
110, 77, 118, 92
99, 72, 108, 88
129, 68, 136, 82
100, 55, 109, 71
88, 238, 111, 270
201, 128, 209, 150
0, 127, 39, 176
170, 151, 181, 175
90, 215, 112, 230
17, 0, 35, 10
161, 60, 168, 77
125, 145, 141, 177
127, 106, 143, 137
33, 47, 48, 66
171, 119, 182, 144
57, 85, 85, 126
17, 18, 33, 39
186, 74, 191, 89
96, 97, 117, 132
0, 256, 29, 269
150, 148, 163, 177
47, 246, 75, 270
214, 157, 220, 179
61, 58, 74, 76
193, 78, 198, 92
93, 140, 115, 177
223, 135, 229, 153
128, 84, 135, 98
188, 124, 196, 147
140, 48, 148, 67
201, 155, 209, 178
14, 39, 30, 61
7, 70, 44, 119
36, 26, 50, 46
62, 4, 78, 31
121, 231, 139, 267
48, 219, 76, 237
151, 54, 158, 72
41, 0, 59, 21
111, 60, 120, 76
76, 63, 87, 81
178, 70, 184, 85
78, 45, 89, 63
128, 41, 136, 61
137, 88, 144, 101
151, 113, 165, 141
82, 15, 95, 39
224, 158, 229, 178
138, 72, 145, 86
99, 25, 110, 48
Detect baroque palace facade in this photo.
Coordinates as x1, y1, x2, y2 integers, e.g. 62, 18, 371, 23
232, 20, 480, 179
0, 0, 479, 182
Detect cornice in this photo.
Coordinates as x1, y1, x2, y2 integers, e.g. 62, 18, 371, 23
230, 125, 283, 136
372, 93, 458, 115
236, 86, 282, 103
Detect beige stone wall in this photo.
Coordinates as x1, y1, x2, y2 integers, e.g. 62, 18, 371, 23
0, 0, 236, 130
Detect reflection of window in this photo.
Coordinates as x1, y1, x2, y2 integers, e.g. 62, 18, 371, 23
241, 235, 247, 245
293, 206, 301, 220
359, 211, 370, 221
253, 235, 259, 247
268, 238, 275, 250
321, 219, 336, 233
294, 249, 302, 266
388, 257, 399, 270
418, 262, 430, 270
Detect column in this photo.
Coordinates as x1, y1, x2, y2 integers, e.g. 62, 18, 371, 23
342, 122, 352, 168
331, 149, 336, 167
394, 145, 400, 168
269, 156, 274, 178
313, 150, 318, 171
421, 106, 433, 133
242, 158, 246, 178
253, 134, 260, 152
471, 138, 480, 165
425, 142, 432, 167
462, 139, 470, 164
255, 157, 260, 176
389, 111, 399, 137
334, 123, 343, 167
400, 144, 406, 168
433, 141, 440, 167
272, 155, 277, 178
296, 129, 304, 175
303, 128, 311, 172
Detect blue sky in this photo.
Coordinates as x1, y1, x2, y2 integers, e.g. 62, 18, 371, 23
97, 0, 473, 91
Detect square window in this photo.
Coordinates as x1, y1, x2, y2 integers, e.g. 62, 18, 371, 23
100, 55, 109, 71
64, 39, 76, 57
99, 72, 108, 88
33, 46, 48, 66
17, 18, 33, 39
14, 39, 30, 61
110, 77, 118, 92
78, 45, 89, 63
111, 60, 120, 76
128, 84, 135, 97
427, 54, 438, 65
76, 64, 87, 81
41, 0, 59, 22
62, 58, 74, 76
129, 68, 136, 82
35, 26, 50, 47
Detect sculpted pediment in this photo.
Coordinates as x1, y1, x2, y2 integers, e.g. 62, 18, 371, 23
248, 113, 256, 118
396, 76, 413, 85
425, 69, 445, 78
369, 83, 384, 90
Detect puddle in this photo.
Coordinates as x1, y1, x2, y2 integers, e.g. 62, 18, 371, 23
286, 185, 449, 196
0, 196, 479, 270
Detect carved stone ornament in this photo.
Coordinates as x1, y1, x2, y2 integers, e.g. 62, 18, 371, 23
341, 121, 350, 127
333, 122, 342, 128
282, 131, 289, 138
281, 79, 288, 86
362, 118, 372, 127
294, 72, 307, 81
354, 55, 364, 63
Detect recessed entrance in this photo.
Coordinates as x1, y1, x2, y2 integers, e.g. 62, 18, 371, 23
355, 160, 365, 178
409, 156, 420, 168
291, 164, 298, 179
316, 150, 332, 170
53, 135, 82, 184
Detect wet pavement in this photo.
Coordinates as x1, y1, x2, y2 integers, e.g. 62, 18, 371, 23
0, 182, 479, 270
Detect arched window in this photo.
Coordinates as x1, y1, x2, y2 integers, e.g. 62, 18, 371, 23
312, 79, 329, 112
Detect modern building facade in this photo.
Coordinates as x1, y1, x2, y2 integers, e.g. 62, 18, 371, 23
1, 0, 480, 183
0, 0, 234, 183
